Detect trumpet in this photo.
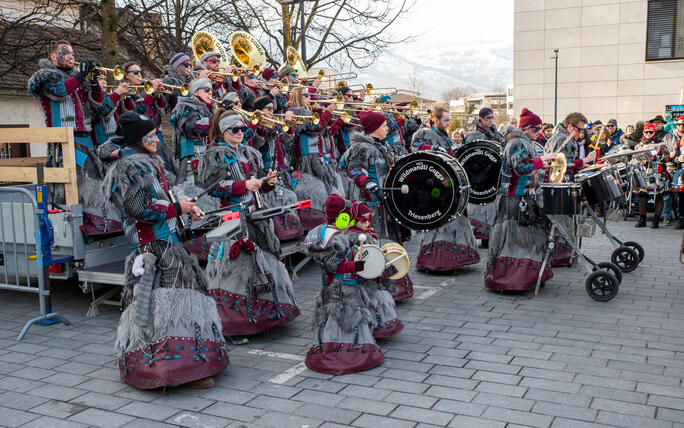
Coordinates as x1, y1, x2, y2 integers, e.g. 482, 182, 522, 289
249, 111, 302, 133
143, 81, 189, 96
275, 112, 320, 125
332, 110, 359, 124
232, 106, 261, 126
261, 77, 291, 92
75, 64, 125, 80
105, 84, 145, 98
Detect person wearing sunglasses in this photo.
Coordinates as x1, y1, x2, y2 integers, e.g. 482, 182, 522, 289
196, 109, 298, 345
486, 108, 558, 292
634, 123, 671, 228
104, 112, 227, 390
196, 51, 237, 99
287, 86, 342, 231
464, 107, 505, 145
377, 95, 408, 157
160, 52, 193, 111
170, 78, 214, 188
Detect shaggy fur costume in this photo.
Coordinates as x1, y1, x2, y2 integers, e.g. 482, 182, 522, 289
304, 225, 384, 374
485, 195, 553, 291
105, 154, 228, 389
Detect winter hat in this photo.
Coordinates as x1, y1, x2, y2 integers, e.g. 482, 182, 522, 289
254, 96, 274, 111
222, 92, 238, 103
644, 123, 656, 132
120, 112, 156, 147
607, 118, 618, 126
352, 201, 372, 221
189, 78, 211, 95
338, 86, 351, 95
218, 113, 243, 134
169, 52, 191, 69
261, 68, 278, 81
359, 111, 387, 135
518, 108, 542, 130
479, 107, 494, 118
279, 65, 296, 76
379, 95, 392, 103
592, 120, 603, 126
325, 194, 347, 225
200, 51, 221, 62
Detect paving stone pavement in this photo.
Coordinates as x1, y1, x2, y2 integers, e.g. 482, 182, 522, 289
0, 219, 683, 428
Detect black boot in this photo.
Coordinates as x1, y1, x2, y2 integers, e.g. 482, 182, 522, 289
651, 214, 660, 229
675, 220, 684, 230
635, 214, 646, 228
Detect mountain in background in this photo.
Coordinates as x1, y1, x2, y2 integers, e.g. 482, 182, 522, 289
353, 42, 512, 101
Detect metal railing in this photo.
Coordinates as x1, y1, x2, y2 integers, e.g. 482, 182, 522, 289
0, 186, 70, 340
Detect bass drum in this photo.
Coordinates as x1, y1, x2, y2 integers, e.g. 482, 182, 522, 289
455, 140, 502, 205
383, 151, 470, 231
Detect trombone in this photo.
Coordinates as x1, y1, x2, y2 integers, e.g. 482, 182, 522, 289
144, 81, 189, 96
332, 110, 359, 124
316, 70, 358, 80
353, 83, 397, 95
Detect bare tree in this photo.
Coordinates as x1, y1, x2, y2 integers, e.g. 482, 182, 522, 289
441, 86, 476, 103
407, 67, 425, 100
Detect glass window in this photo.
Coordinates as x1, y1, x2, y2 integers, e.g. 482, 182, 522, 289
646, 0, 684, 61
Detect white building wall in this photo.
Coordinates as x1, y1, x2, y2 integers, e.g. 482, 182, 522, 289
0, 95, 49, 156
513, 0, 684, 127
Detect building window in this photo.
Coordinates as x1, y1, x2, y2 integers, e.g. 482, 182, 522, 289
646, 0, 684, 61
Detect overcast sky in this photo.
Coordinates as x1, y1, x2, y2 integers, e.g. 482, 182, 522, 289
351, 0, 514, 100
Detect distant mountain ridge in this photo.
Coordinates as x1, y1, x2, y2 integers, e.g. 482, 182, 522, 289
353, 42, 512, 100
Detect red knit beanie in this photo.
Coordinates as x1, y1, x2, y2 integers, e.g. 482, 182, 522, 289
359, 111, 387, 135
325, 194, 347, 225
519, 108, 542, 130
352, 202, 372, 221
261, 68, 277, 81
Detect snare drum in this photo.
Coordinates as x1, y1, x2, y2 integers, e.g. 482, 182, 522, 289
612, 163, 629, 194
381, 243, 410, 280
576, 170, 618, 205
539, 183, 581, 215
629, 163, 647, 189
354, 244, 386, 279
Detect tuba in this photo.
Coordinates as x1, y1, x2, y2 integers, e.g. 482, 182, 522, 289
228, 30, 267, 72
191, 31, 230, 68
279, 46, 307, 78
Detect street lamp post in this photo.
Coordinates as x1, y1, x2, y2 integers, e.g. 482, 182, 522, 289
553, 49, 559, 126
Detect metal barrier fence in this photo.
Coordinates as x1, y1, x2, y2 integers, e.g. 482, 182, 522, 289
0, 186, 70, 340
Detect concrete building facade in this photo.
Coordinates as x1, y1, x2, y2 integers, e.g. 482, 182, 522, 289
513, 0, 684, 127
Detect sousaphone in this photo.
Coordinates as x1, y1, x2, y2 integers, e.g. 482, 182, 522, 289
279, 46, 307, 78
228, 30, 267, 72
191, 31, 230, 68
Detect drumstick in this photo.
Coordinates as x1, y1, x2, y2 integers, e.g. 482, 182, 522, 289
358, 233, 366, 255
380, 185, 409, 194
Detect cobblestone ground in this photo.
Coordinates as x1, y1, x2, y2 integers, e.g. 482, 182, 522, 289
0, 219, 683, 428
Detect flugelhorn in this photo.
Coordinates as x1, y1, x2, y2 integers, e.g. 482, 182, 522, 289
144, 81, 189, 96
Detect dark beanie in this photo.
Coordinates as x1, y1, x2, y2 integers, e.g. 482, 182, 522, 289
254, 96, 274, 111
325, 194, 347, 225
261, 68, 277, 81
359, 111, 386, 135
120, 112, 156, 146
352, 201, 372, 220
518, 108, 542, 130
479, 107, 494, 118
337, 86, 351, 95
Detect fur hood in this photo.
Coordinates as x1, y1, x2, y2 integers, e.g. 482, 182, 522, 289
28, 58, 76, 97
172, 94, 212, 118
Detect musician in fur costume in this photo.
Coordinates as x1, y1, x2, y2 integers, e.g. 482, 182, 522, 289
544, 112, 596, 266
409, 107, 480, 270
346, 202, 403, 338
304, 194, 385, 374
161, 53, 192, 111
170, 78, 214, 185
342, 111, 414, 301
288, 87, 345, 230
247, 98, 303, 241
485, 109, 557, 291
463, 108, 505, 145
197, 109, 299, 343
104, 112, 228, 390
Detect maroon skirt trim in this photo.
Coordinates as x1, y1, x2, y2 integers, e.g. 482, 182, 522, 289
273, 213, 304, 241
484, 256, 553, 291
417, 241, 480, 271
469, 217, 492, 240
373, 317, 404, 339
119, 336, 229, 390
305, 342, 384, 375
389, 275, 414, 302
551, 241, 576, 267
82, 213, 122, 237
183, 236, 209, 261
209, 289, 300, 336
298, 207, 326, 231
